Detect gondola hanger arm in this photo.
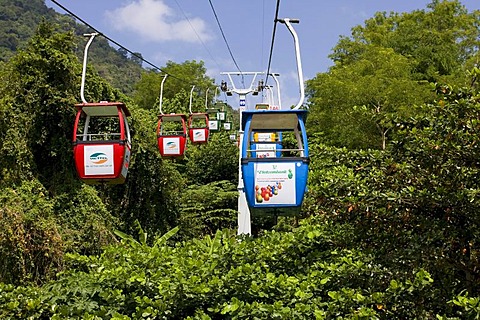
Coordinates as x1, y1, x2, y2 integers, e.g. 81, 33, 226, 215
277, 18, 305, 110
80, 32, 99, 104
189, 85, 195, 114
158, 74, 168, 115
205, 88, 210, 111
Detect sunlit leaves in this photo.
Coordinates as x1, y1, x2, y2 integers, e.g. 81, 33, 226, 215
0, 222, 436, 318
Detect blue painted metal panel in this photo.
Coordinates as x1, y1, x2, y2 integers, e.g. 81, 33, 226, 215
241, 109, 309, 215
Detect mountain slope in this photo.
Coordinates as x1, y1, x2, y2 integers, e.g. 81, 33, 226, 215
0, 0, 143, 95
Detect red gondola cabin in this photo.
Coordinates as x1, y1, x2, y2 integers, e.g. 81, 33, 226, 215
73, 101, 132, 184
188, 113, 210, 144
157, 114, 188, 158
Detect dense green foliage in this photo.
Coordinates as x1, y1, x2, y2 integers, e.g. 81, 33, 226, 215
0, 19, 238, 285
306, 0, 480, 149
0, 22, 121, 284
1, 0, 480, 318
306, 79, 480, 317
0, 222, 440, 319
0, 0, 57, 61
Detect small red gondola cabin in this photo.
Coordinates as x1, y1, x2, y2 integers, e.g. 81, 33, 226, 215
157, 114, 188, 158
73, 101, 132, 184
188, 113, 210, 144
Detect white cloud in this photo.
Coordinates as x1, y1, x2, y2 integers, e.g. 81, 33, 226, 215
105, 0, 213, 43
339, 6, 369, 20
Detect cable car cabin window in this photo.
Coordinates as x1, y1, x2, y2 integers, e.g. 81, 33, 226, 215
277, 131, 304, 157
249, 132, 281, 158
243, 111, 308, 161
160, 121, 186, 136
190, 116, 208, 129
76, 114, 122, 142
247, 130, 305, 159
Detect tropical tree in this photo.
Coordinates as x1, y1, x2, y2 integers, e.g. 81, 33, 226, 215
0, 22, 120, 284
306, 73, 480, 306
101, 106, 188, 239
307, 46, 433, 149
185, 132, 238, 186
307, 0, 480, 149
330, 0, 480, 83
133, 60, 217, 111
0, 21, 78, 189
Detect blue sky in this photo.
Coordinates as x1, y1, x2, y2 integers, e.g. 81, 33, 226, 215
46, 0, 479, 109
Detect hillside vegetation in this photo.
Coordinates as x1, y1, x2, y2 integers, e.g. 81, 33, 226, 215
0, 0, 480, 318
0, 0, 143, 94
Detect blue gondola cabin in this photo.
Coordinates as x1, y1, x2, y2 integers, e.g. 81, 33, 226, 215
241, 109, 309, 215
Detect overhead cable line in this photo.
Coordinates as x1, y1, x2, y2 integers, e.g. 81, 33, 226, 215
264, 0, 281, 87
172, 0, 222, 71
207, 0, 245, 88
50, 0, 193, 85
